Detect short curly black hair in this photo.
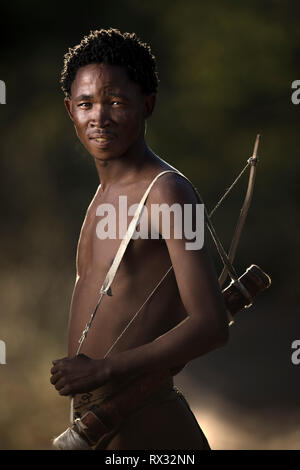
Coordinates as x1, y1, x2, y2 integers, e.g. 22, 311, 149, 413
60, 28, 159, 98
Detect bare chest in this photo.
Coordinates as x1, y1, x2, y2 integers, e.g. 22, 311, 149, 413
68, 182, 186, 358
76, 186, 163, 282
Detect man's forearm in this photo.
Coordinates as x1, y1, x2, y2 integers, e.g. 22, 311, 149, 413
107, 315, 228, 381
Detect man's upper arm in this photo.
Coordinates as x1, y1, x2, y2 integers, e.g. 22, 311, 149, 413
149, 173, 228, 333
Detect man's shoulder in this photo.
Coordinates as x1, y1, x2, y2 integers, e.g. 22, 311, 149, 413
148, 168, 200, 206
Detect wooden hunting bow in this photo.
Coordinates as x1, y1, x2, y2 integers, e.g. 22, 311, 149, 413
209, 134, 260, 288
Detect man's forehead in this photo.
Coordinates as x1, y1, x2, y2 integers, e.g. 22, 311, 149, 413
71, 63, 133, 95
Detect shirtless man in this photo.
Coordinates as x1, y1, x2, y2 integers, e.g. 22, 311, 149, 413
50, 28, 229, 450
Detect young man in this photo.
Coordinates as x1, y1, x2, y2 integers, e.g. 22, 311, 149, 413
50, 28, 229, 450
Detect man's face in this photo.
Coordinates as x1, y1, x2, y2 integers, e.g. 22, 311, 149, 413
65, 63, 155, 161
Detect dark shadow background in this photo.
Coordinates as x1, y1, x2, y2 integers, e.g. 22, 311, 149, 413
0, 0, 299, 449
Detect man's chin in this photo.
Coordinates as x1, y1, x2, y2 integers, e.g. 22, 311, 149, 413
91, 150, 119, 162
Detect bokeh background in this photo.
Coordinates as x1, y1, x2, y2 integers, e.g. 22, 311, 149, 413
0, 0, 299, 450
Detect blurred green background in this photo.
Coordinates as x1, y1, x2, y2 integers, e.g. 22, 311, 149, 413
0, 0, 299, 449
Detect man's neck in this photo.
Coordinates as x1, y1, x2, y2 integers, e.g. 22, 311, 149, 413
94, 140, 155, 191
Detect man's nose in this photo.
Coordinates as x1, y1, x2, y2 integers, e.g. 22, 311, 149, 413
91, 104, 111, 127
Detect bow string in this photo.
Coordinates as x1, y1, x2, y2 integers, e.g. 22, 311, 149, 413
209, 134, 260, 287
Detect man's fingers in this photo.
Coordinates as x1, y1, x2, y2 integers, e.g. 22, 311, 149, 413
51, 372, 73, 394
50, 372, 61, 385
53, 377, 67, 392
52, 356, 68, 365
50, 365, 58, 374
59, 385, 71, 396
50, 363, 64, 374
51, 357, 69, 374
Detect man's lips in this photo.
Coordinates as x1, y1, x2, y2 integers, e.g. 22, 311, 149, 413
88, 132, 115, 148
88, 132, 115, 141
91, 137, 112, 143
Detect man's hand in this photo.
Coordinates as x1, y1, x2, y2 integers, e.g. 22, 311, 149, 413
50, 353, 110, 396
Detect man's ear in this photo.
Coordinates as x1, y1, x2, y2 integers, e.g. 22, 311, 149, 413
144, 93, 156, 119
64, 97, 74, 122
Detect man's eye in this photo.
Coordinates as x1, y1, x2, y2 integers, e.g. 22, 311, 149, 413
78, 102, 91, 108
111, 101, 122, 106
